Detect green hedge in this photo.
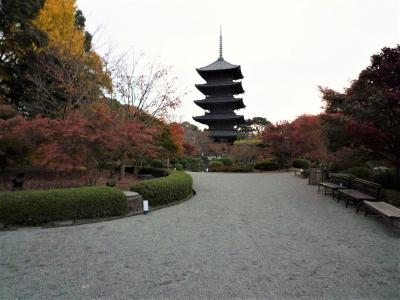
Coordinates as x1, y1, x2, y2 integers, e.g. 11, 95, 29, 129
210, 165, 254, 173
173, 163, 184, 171
131, 171, 193, 206
0, 187, 128, 225
293, 159, 310, 169
382, 189, 400, 208
151, 159, 165, 168
139, 167, 169, 178
340, 167, 373, 180
254, 160, 280, 171
209, 161, 224, 171
214, 157, 234, 166
372, 169, 396, 189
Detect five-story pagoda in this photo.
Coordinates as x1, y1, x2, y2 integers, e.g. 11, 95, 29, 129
193, 29, 245, 143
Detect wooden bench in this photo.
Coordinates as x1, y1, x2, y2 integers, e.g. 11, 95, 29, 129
358, 201, 400, 233
318, 173, 352, 197
337, 178, 381, 209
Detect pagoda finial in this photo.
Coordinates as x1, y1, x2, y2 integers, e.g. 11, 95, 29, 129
219, 25, 223, 59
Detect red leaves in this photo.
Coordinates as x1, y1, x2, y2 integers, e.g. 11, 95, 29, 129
0, 104, 161, 173
183, 142, 198, 156
168, 122, 184, 156
262, 115, 324, 163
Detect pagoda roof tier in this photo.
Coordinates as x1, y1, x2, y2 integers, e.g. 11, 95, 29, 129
196, 58, 243, 81
195, 81, 244, 96
194, 97, 245, 110
192, 113, 244, 125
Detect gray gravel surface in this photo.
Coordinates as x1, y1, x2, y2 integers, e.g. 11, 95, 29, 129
0, 172, 399, 299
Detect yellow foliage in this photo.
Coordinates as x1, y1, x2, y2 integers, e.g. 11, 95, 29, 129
33, 0, 85, 56
84, 51, 113, 92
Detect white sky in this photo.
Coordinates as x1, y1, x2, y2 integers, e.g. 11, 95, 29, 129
77, 0, 400, 125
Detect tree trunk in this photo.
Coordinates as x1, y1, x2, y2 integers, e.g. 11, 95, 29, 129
119, 160, 126, 181
134, 161, 139, 176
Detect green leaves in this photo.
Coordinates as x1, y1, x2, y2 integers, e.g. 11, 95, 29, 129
131, 171, 193, 207
0, 186, 128, 225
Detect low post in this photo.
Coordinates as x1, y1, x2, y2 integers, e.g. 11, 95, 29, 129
143, 200, 149, 215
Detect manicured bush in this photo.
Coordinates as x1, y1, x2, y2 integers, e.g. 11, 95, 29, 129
173, 163, 184, 171
177, 157, 204, 172
215, 157, 234, 166
340, 167, 373, 180
254, 160, 280, 171
301, 168, 311, 178
139, 167, 168, 178
211, 165, 254, 173
209, 161, 224, 171
382, 189, 400, 208
131, 171, 193, 206
151, 159, 165, 168
0, 187, 128, 225
372, 169, 396, 189
293, 159, 310, 169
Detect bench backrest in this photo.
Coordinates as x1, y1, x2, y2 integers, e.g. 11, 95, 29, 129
328, 173, 353, 187
352, 178, 381, 199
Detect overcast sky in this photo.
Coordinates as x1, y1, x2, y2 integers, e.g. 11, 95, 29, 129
77, 0, 399, 125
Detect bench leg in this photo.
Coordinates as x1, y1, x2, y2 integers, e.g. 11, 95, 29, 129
324, 187, 327, 196
317, 184, 321, 193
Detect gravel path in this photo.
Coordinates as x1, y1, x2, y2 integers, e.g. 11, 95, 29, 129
0, 172, 399, 299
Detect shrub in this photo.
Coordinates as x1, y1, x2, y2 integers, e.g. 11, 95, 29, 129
124, 166, 135, 174
0, 187, 128, 225
254, 160, 280, 171
211, 165, 254, 173
340, 167, 373, 180
301, 168, 311, 178
382, 189, 400, 208
215, 157, 234, 166
372, 169, 396, 189
178, 157, 204, 172
151, 159, 165, 168
138, 167, 168, 178
209, 161, 224, 171
131, 171, 193, 206
293, 159, 310, 169
173, 163, 184, 171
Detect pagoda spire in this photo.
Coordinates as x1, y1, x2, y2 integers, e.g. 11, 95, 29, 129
219, 25, 223, 59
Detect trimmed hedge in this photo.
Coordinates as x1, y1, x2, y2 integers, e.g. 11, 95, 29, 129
139, 167, 169, 178
131, 171, 193, 206
382, 189, 400, 208
210, 165, 254, 173
293, 159, 310, 169
151, 159, 165, 168
372, 169, 396, 189
214, 157, 234, 166
254, 160, 280, 171
0, 187, 128, 225
176, 157, 204, 172
340, 167, 373, 180
173, 163, 184, 171
209, 161, 224, 171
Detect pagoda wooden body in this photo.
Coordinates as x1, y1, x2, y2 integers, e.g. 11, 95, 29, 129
193, 56, 245, 143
